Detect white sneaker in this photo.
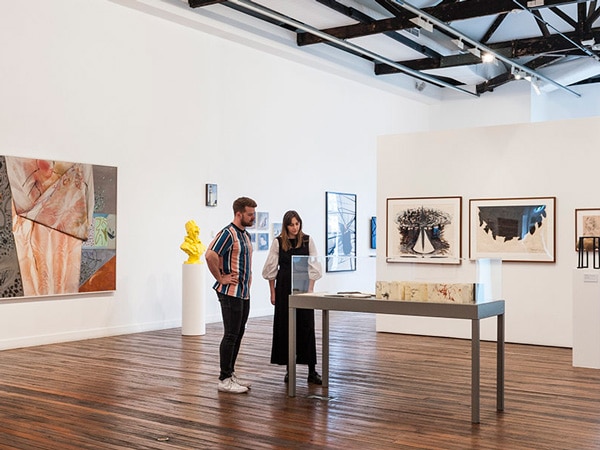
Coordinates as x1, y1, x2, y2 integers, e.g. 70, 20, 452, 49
232, 372, 251, 389
218, 377, 248, 394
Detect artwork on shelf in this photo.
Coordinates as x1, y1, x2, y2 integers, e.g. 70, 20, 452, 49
575, 208, 600, 250
370, 216, 377, 249
386, 196, 462, 264
0, 155, 118, 299
256, 211, 269, 231
205, 183, 217, 207
326, 191, 356, 272
469, 197, 555, 262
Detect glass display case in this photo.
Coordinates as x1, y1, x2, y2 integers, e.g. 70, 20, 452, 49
291, 256, 502, 304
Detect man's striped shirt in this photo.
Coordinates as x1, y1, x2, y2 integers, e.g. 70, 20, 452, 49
208, 223, 252, 299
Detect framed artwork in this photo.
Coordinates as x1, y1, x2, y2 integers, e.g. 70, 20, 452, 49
370, 216, 377, 249
0, 155, 117, 299
575, 208, 600, 250
257, 232, 269, 251
469, 197, 556, 262
326, 191, 356, 272
256, 212, 269, 230
205, 183, 217, 207
272, 222, 282, 240
386, 196, 462, 264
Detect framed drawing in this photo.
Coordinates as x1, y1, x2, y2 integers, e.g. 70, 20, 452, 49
469, 197, 556, 262
575, 208, 600, 250
256, 212, 269, 230
326, 191, 356, 272
205, 183, 217, 207
272, 222, 282, 240
386, 196, 462, 264
257, 232, 269, 251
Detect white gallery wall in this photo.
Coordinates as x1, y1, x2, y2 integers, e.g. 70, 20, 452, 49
377, 116, 600, 347
0, 0, 429, 349
2, 0, 600, 351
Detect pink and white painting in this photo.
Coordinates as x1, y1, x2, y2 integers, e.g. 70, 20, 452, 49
0, 155, 117, 298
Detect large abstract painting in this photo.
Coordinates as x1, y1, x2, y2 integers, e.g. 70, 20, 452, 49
326, 191, 356, 272
0, 155, 117, 299
469, 197, 555, 262
386, 196, 462, 264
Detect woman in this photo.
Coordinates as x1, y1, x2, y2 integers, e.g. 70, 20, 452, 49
262, 210, 323, 384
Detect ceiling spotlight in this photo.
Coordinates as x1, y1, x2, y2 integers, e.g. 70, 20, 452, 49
531, 78, 541, 95
481, 52, 496, 63
409, 16, 433, 33
581, 38, 596, 47
468, 47, 481, 58
511, 66, 526, 80
451, 38, 465, 50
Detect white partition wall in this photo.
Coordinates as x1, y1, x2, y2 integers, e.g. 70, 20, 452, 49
573, 269, 600, 368
377, 117, 600, 347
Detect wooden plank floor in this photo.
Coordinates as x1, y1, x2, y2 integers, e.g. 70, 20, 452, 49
1, 311, 600, 449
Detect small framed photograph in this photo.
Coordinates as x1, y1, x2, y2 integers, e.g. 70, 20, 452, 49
469, 197, 556, 262
257, 232, 269, 251
272, 222, 282, 239
575, 208, 600, 250
205, 184, 217, 207
256, 212, 269, 230
386, 196, 462, 264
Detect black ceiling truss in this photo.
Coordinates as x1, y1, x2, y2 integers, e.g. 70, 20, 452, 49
189, 0, 600, 95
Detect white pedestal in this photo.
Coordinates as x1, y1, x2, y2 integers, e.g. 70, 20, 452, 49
182, 263, 206, 336
573, 269, 600, 368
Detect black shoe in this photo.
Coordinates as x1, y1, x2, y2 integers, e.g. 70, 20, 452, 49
308, 371, 322, 385
284, 372, 289, 383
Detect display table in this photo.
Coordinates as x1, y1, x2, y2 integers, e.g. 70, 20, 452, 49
288, 293, 505, 424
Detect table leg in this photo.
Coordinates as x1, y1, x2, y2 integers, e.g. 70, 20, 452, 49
322, 310, 329, 387
497, 312, 505, 411
288, 306, 296, 397
471, 319, 480, 424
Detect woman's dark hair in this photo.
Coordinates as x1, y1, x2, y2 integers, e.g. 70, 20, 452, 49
280, 210, 305, 251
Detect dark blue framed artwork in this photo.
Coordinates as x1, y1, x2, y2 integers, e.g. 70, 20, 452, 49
370, 216, 376, 249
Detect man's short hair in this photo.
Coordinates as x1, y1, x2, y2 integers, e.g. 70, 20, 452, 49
233, 197, 257, 214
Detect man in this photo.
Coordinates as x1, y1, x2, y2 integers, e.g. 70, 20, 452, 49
205, 197, 257, 393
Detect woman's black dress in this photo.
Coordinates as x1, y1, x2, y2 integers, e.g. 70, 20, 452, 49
270, 235, 317, 366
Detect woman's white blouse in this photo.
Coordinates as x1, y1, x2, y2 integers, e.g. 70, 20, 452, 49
261, 236, 322, 281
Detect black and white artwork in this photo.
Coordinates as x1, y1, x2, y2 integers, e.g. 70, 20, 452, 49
386, 196, 462, 264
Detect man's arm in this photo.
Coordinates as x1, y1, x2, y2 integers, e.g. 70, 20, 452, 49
205, 249, 238, 285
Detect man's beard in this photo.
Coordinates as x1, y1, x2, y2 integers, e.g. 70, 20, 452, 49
241, 218, 254, 228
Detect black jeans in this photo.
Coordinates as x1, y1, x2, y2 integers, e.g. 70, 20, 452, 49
218, 292, 250, 381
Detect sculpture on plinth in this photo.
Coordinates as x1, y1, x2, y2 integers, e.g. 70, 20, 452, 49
180, 220, 206, 264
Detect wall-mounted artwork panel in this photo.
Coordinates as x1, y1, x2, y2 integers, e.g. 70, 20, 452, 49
0, 155, 117, 299
469, 197, 555, 262
326, 191, 356, 272
386, 196, 462, 264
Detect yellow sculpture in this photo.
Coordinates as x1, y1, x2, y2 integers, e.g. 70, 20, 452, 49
180, 220, 206, 264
